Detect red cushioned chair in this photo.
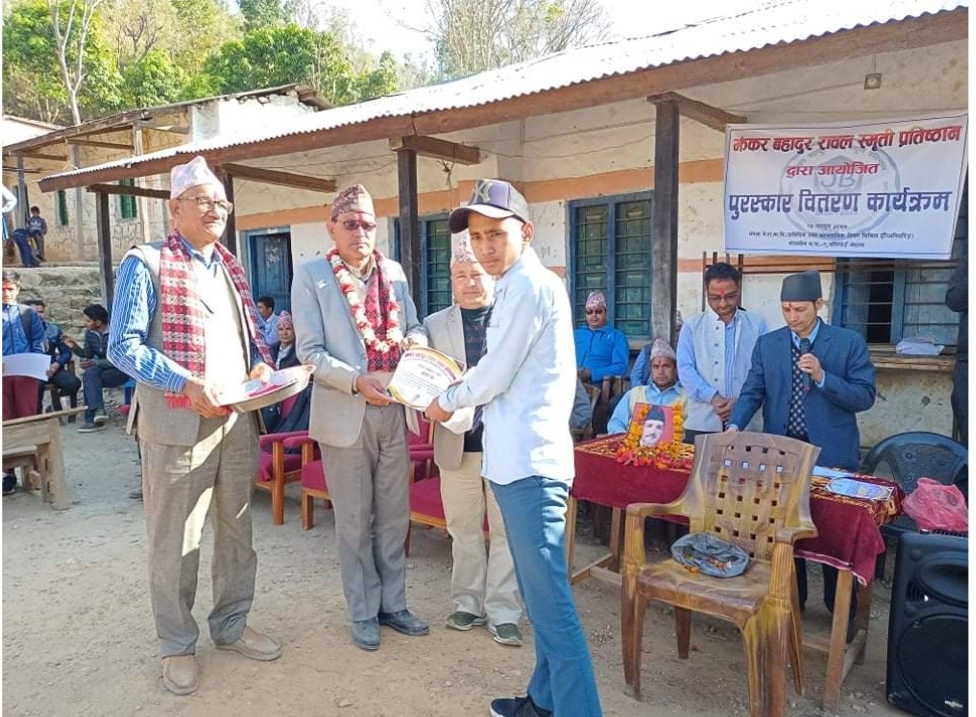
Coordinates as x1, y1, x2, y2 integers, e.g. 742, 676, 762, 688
254, 393, 306, 526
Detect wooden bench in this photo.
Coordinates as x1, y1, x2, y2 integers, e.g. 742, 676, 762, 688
2, 406, 85, 510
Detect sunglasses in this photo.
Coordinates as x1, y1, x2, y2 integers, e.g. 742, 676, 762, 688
341, 219, 377, 232
585, 308, 605, 315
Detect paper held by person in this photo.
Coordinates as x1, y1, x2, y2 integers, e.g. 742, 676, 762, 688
388, 346, 464, 412
1, 352, 51, 381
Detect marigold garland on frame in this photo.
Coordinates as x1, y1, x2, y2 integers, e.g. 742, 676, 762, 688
614, 401, 694, 472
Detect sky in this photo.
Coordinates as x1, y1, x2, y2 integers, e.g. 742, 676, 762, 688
322, 0, 759, 62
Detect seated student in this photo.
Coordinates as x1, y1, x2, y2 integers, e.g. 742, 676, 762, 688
63, 303, 129, 433
608, 338, 686, 434
9, 228, 39, 267
26, 299, 81, 415
26, 206, 48, 261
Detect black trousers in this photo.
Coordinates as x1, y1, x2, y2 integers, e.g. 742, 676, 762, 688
38, 369, 82, 413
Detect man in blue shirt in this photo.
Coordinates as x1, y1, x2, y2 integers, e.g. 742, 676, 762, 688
2, 270, 46, 494
26, 299, 81, 416
108, 156, 279, 696
574, 291, 629, 385
256, 296, 279, 346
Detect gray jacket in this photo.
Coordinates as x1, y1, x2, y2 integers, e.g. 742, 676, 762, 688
423, 304, 474, 471
291, 254, 425, 447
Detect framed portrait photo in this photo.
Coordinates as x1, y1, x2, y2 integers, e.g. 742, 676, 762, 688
625, 402, 676, 449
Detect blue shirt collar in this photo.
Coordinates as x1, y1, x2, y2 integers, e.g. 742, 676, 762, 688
179, 236, 222, 270
790, 318, 822, 347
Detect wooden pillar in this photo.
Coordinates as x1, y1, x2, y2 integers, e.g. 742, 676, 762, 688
396, 148, 422, 303
95, 191, 114, 309
72, 145, 85, 260
223, 172, 238, 257
16, 157, 28, 227
650, 99, 680, 344
132, 126, 152, 245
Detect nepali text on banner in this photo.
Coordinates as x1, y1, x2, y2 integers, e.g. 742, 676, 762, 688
723, 113, 968, 259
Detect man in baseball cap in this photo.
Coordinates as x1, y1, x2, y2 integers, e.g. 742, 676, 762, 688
430, 179, 604, 717
448, 179, 530, 233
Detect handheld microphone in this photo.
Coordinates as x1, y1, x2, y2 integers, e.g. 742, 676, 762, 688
799, 338, 812, 391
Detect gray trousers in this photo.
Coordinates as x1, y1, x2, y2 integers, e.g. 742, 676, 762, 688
319, 404, 410, 622
141, 412, 259, 657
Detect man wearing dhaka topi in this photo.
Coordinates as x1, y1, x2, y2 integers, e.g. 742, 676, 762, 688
291, 183, 429, 652
108, 156, 280, 696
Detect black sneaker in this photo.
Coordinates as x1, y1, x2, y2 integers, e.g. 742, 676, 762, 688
78, 422, 105, 433
489, 696, 552, 717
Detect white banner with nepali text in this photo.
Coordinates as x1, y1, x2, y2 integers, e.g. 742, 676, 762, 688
723, 113, 968, 259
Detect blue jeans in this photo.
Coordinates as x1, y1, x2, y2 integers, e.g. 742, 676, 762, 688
82, 364, 129, 422
491, 476, 603, 717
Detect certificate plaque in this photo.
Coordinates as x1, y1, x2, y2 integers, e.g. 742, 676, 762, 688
388, 347, 464, 411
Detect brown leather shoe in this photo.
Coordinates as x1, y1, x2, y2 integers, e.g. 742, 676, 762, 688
215, 626, 281, 661
161, 655, 198, 696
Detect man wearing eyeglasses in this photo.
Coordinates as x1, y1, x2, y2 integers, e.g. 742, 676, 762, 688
108, 156, 280, 696
291, 183, 429, 653
677, 262, 767, 443
573, 291, 629, 385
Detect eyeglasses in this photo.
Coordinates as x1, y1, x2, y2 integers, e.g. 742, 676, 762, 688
341, 219, 377, 233
707, 292, 740, 303
178, 197, 233, 214
585, 308, 605, 315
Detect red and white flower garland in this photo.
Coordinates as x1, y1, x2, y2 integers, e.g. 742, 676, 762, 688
328, 248, 403, 353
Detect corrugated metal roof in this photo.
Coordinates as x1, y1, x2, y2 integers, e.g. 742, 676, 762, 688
43, 0, 967, 183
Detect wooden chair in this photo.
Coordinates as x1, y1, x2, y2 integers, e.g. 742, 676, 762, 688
571, 383, 601, 442
621, 432, 820, 717
253, 393, 306, 525
284, 434, 332, 530
593, 374, 630, 435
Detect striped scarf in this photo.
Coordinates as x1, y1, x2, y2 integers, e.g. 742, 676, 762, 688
159, 230, 272, 408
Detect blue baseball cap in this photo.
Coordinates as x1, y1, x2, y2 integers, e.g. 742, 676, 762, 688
448, 178, 530, 233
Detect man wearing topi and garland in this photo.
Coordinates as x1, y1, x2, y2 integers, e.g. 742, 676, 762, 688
292, 184, 429, 652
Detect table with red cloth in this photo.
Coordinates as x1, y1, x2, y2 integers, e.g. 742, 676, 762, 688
569, 436, 904, 712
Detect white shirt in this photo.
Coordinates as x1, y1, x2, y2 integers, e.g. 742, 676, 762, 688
439, 248, 576, 485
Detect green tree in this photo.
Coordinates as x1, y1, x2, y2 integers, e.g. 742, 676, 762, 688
355, 51, 400, 102
121, 49, 187, 107
199, 23, 397, 106
238, 0, 287, 31
2, 0, 121, 123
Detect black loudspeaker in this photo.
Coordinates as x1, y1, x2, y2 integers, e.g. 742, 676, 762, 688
887, 532, 968, 717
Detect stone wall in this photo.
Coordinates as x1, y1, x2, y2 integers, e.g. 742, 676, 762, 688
12, 264, 104, 338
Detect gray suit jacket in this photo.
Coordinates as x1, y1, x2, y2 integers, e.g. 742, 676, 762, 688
291, 254, 424, 447
423, 304, 476, 471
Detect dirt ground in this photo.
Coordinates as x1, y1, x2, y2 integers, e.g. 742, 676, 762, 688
3, 408, 905, 717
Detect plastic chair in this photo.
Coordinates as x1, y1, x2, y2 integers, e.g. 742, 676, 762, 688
860, 431, 968, 578
621, 432, 820, 717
